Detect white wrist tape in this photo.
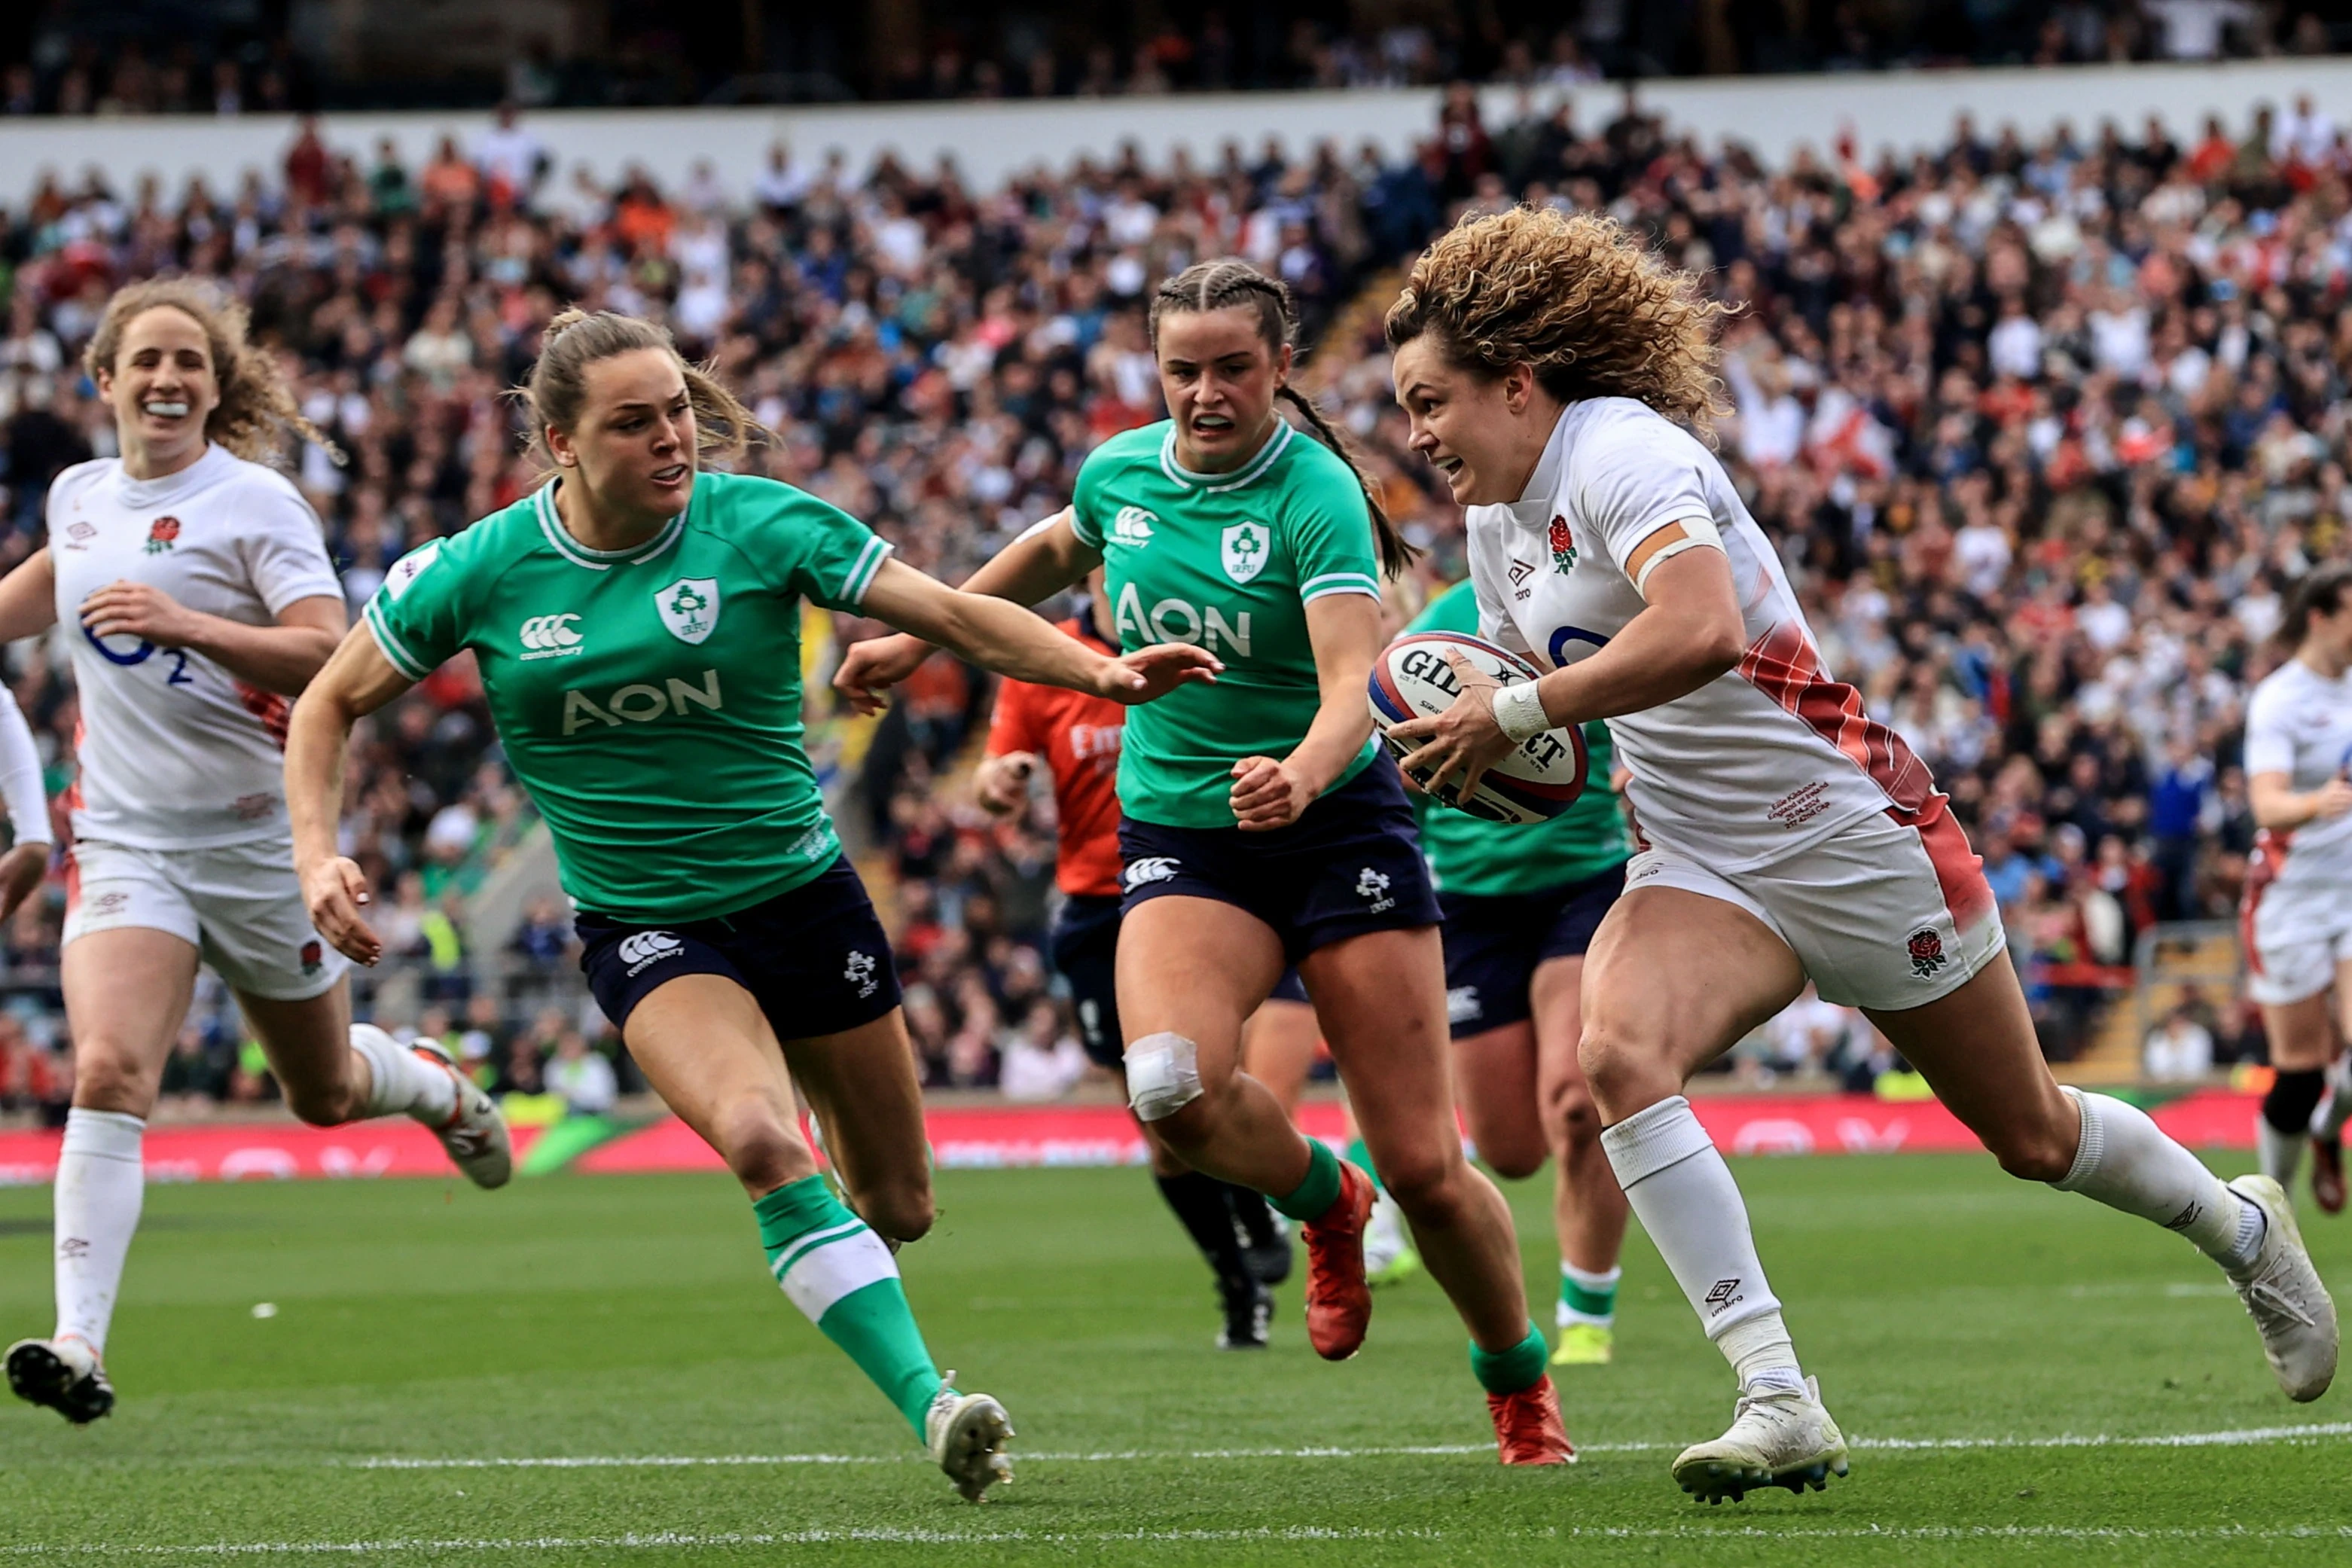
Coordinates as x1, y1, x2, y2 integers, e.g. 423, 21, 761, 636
1631, 516, 1725, 596
1490, 679, 1553, 744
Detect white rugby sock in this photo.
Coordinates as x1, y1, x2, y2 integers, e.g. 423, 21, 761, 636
1600, 1096, 1801, 1391
53, 1109, 145, 1356
2314, 1057, 2352, 1141
2257, 1118, 2307, 1188
350, 1023, 459, 1124
2055, 1088, 2260, 1271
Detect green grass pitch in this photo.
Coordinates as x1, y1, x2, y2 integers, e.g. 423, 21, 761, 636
2, 1152, 2348, 1564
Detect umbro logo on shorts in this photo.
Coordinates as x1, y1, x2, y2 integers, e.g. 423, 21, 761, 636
519, 613, 585, 660
619, 930, 682, 975
1124, 856, 1181, 889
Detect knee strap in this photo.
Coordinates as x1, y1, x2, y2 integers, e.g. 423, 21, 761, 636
1124, 1032, 1203, 1122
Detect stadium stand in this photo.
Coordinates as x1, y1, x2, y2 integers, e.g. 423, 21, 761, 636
1, 77, 2342, 1103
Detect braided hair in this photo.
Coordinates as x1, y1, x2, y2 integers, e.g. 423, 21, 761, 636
1148, 259, 1415, 578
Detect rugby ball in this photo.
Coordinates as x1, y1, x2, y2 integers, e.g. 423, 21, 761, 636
1368, 631, 1588, 825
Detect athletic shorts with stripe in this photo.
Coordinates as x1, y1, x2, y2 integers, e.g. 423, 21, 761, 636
2241, 846, 2352, 1006
63, 837, 350, 1002
1623, 801, 2004, 1013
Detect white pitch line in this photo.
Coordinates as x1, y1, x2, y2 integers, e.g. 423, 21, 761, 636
344, 1419, 2352, 1471
8, 1524, 2352, 1556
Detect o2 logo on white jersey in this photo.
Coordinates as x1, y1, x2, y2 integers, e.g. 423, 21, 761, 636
619, 930, 682, 974
1124, 856, 1181, 889
519, 613, 585, 660
1109, 506, 1156, 547
383, 540, 441, 600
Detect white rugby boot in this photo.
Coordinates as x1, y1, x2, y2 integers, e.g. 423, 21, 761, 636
1671, 1375, 1849, 1503
2224, 1175, 2338, 1402
925, 1374, 1014, 1501
6, 1335, 114, 1424
407, 1038, 514, 1189
1361, 1188, 1421, 1288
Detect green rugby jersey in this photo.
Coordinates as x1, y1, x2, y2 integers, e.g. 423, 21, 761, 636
1407, 578, 1631, 897
364, 471, 893, 920
1071, 419, 1380, 828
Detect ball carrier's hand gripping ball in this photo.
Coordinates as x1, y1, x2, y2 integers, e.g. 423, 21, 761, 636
1368, 631, 1589, 824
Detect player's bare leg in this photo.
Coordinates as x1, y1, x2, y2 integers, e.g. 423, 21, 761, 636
240, 983, 508, 1188
10, 928, 197, 1423
2256, 987, 2335, 1201
1117, 898, 1317, 1195
1120, 897, 1390, 1362
1234, 993, 1320, 1289
623, 976, 1009, 1499
1579, 887, 1843, 1499
1874, 949, 2335, 1403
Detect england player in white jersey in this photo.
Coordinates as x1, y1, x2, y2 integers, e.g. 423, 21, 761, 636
1383, 207, 2335, 1502
2241, 563, 2352, 1213
0, 281, 510, 1427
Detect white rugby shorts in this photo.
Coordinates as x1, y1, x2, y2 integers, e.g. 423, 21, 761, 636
1622, 805, 2006, 1012
64, 837, 349, 1001
2243, 878, 2352, 1007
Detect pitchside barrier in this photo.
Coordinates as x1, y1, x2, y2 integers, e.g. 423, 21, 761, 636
0, 1088, 2269, 1185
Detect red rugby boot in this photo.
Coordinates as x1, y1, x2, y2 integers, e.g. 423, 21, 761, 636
1489, 1374, 1576, 1466
1301, 1159, 1375, 1360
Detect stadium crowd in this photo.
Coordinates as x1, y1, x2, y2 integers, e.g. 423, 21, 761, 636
0, 3, 2342, 114
2, 81, 2347, 1108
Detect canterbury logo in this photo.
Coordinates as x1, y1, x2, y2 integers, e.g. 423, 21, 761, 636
618, 931, 682, 966
1110, 505, 1156, 545
1124, 856, 1181, 889
519, 613, 584, 658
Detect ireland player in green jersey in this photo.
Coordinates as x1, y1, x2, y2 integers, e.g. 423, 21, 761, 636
838, 261, 1571, 1464
1407, 578, 1634, 1367
285, 310, 1216, 1500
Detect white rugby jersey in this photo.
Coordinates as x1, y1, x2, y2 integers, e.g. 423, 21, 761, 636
47, 444, 342, 850
2242, 657, 2352, 894
1466, 398, 1936, 873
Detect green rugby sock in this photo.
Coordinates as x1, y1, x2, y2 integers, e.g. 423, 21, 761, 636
1272, 1138, 1344, 1222
1559, 1262, 1620, 1325
1471, 1322, 1548, 1395
755, 1176, 944, 1440
1344, 1136, 1383, 1191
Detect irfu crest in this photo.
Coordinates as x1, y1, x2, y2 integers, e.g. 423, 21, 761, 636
655, 577, 721, 645
1221, 520, 1271, 584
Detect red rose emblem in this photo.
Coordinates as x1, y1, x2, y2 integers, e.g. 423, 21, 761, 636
144, 516, 182, 554
1906, 928, 1948, 978
1547, 515, 1577, 572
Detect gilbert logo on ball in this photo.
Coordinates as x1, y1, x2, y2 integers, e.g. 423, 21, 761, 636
1367, 630, 1588, 825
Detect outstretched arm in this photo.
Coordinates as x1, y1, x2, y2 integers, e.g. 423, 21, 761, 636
857, 557, 1216, 706
834, 509, 1103, 713
285, 625, 417, 966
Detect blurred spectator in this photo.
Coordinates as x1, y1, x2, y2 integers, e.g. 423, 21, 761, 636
998, 999, 1089, 1101
2145, 999, 2217, 1080
548, 1030, 619, 1116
